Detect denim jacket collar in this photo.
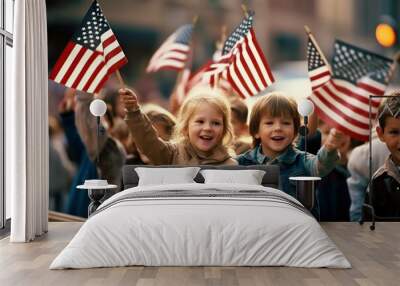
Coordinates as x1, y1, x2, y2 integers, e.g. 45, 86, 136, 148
249, 144, 300, 165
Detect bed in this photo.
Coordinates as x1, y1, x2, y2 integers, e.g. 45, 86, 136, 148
50, 165, 351, 269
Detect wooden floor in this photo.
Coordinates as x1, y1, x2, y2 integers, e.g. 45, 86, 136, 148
1, 222, 399, 286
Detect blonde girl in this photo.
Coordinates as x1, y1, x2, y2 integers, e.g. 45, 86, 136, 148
120, 86, 237, 165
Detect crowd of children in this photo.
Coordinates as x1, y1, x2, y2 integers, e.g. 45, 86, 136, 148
48, 83, 400, 221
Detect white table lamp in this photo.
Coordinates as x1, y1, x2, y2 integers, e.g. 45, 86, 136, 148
89, 99, 107, 167
297, 99, 315, 155
90, 99, 107, 117
298, 98, 314, 118
293, 99, 320, 213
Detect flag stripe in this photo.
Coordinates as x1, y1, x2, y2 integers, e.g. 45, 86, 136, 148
49, 41, 76, 80
323, 82, 373, 117
231, 55, 254, 97
77, 55, 103, 90
60, 47, 87, 85
102, 31, 116, 48
309, 67, 331, 90
107, 56, 128, 75
309, 66, 330, 78
243, 37, 267, 90
105, 46, 122, 62
105, 48, 125, 68
156, 51, 189, 61
227, 71, 246, 99
316, 85, 370, 128
327, 80, 379, 113
228, 65, 251, 98
81, 57, 104, 91
71, 51, 99, 89
151, 60, 186, 71
65, 49, 93, 87
93, 72, 110, 94
88, 62, 109, 93
236, 46, 259, 95
53, 44, 83, 83
249, 29, 274, 85
330, 80, 381, 107
311, 99, 370, 141
104, 39, 120, 57
311, 76, 332, 90
357, 81, 386, 95
310, 94, 370, 135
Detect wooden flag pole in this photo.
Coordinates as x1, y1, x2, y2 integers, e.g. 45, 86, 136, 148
241, 4, 249, 17
115, 70, 125, 88
304, 25, 332, 73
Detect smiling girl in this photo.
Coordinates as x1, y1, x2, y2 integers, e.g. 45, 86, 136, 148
237, 92, 344, 197
120, 86, 237, 165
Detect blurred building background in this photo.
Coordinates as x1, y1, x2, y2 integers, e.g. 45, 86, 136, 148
47, 0, 400, 107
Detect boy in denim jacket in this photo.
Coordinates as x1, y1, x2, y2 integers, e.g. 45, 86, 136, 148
237, 92, 345, 198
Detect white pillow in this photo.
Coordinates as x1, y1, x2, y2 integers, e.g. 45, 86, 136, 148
200, 169, 266, 185
135, 167, 201, 186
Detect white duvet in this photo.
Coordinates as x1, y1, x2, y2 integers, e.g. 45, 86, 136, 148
50, 183, 351, 269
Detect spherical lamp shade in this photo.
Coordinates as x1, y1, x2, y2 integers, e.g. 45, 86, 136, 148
89, 99, 107, 117
298, 99, 314, 117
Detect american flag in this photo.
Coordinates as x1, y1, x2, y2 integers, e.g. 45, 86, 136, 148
227, 28, 275, 98
203, 12, 275, 98
308, 39, 393, 141
146, 24, 193, 73
307, 37, 331, 90
49, 1, 127, 93
222, 12, 254, 55
202, 13, 254, 86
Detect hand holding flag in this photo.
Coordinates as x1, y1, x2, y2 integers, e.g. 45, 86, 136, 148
119, 88, 139, 112
324, 128, 346, 152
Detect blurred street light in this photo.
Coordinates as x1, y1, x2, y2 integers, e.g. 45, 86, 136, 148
375, 15, 397, 48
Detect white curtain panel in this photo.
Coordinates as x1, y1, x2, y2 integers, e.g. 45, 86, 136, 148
7, 0, 49, 242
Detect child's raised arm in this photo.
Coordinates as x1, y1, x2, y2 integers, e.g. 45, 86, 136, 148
119, 88, 175, 165
307, 128, 344, 177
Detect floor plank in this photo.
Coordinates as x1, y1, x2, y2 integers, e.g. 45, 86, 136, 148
0, 222, 400, 286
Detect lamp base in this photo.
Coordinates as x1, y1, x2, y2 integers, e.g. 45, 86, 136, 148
289, 176, 321, 210
299, 125, 309, 136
